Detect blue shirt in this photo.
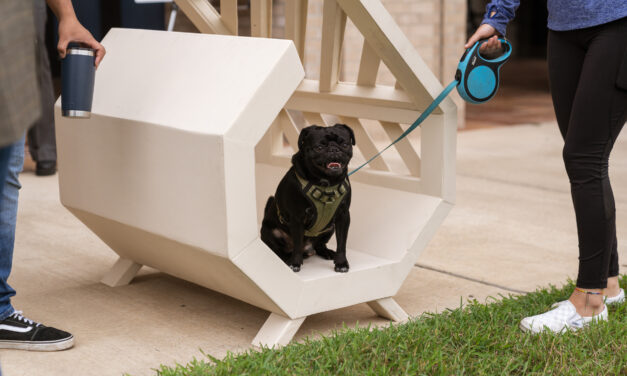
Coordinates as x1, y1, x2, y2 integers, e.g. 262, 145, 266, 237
482, 0, 627, 36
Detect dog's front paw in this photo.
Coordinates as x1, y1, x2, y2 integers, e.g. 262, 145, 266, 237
334, 261, 349, 273
290, 264, 301, 272
315, 246, 336, 260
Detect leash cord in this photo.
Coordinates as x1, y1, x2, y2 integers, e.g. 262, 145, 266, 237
347, 79, 459, 177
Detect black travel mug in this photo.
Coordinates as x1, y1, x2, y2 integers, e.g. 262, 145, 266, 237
61, 44, 95, 118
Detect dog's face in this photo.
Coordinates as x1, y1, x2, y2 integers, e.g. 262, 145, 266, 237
297, 124, 355, 179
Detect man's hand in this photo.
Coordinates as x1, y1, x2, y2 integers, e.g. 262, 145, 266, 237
46, 0, 105, 67
465, 24, 502, 59
57, 18, 106, 67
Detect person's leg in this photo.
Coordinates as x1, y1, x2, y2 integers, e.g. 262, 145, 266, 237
0, 137, 24, 320
559, 18, 627, 315
549, 24, 622, 296
547, 30, 585, 140
0, 144, 11, 374
605, 237, 620, 298
28, 0, 57, 175
0, 136, 74, 351
520, 19, 627, 333
546, 27, 606, 314
0, 147, 12, 196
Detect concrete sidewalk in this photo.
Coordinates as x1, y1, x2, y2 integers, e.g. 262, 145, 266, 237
1, 122, 625, 376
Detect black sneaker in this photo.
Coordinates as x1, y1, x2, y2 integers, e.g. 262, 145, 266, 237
0, 311, 74, 351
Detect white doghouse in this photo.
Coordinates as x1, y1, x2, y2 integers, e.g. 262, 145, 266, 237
56, 0, 456, 347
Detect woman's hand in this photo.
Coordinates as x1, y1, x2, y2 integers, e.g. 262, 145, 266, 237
57, 17, 106, 67
465, 24, 502, 59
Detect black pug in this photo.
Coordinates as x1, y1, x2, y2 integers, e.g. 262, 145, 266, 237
261, 123, 355, 272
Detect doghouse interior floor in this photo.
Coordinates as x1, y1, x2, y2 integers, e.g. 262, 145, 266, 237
294, 248, 395, 281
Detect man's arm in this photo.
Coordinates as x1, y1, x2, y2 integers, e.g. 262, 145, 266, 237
45, 0, 106, 67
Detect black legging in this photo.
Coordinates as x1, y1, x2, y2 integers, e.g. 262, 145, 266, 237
548, 17, 627, 289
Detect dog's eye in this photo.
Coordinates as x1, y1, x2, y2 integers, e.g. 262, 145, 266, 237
314, 145, 324, 152
342, 143, 350, 148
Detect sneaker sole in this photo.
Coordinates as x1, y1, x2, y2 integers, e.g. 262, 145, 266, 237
520, 312, 608, 334
519, 320, 588, 334
0, 336, 74, 351
519, 321, 572, 334
606, 289, 625, 305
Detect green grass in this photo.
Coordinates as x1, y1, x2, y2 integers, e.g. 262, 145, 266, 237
151, 276, 627, 375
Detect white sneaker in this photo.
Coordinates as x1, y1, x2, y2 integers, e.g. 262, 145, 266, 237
520, 301, 608, 334
552, 288, 625, 308
606, 288, 625, 305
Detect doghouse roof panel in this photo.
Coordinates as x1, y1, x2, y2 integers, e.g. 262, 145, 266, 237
88, 28, 304, 141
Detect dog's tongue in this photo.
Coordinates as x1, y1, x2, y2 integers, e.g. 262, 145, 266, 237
327, 162, 342, 170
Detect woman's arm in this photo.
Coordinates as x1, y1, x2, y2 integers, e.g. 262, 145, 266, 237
45, 0, 106, 67
465, 0, 520, 56
481, 0, 520, 37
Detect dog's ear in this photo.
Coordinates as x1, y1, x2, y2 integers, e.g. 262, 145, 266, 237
334, 123, 355, 145
298, 125, 316, 149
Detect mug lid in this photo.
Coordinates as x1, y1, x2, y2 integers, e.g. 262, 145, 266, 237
67, 47, 95, 57
67, 42, 95, 56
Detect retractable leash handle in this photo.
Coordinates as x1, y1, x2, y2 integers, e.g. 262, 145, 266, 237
456, 38, 512, 104
347, 38, 512, 177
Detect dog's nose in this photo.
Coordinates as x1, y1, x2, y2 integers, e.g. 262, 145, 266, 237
328, 144, 340, 153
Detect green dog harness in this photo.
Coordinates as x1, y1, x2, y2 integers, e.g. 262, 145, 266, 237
277, 173, 350, 237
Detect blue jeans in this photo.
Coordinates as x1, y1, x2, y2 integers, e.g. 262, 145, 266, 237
0, 137, 25, 320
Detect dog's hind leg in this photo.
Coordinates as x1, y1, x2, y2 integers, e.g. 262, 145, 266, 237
287, 222, 306, 272
261, 225, 292, 263
260, 196, 293, 264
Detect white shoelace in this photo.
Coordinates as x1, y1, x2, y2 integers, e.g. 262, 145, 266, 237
9, 311, 42, 327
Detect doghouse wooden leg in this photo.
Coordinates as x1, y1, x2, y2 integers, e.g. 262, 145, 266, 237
252, 313, 306, 348
367, 297, 409, 322
101, 257, 143, 287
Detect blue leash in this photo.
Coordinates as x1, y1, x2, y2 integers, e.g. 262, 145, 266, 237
347, 79, 459, 177
347, 38, 512, 177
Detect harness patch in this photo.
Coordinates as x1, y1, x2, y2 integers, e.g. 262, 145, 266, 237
277, 173, 349, 237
